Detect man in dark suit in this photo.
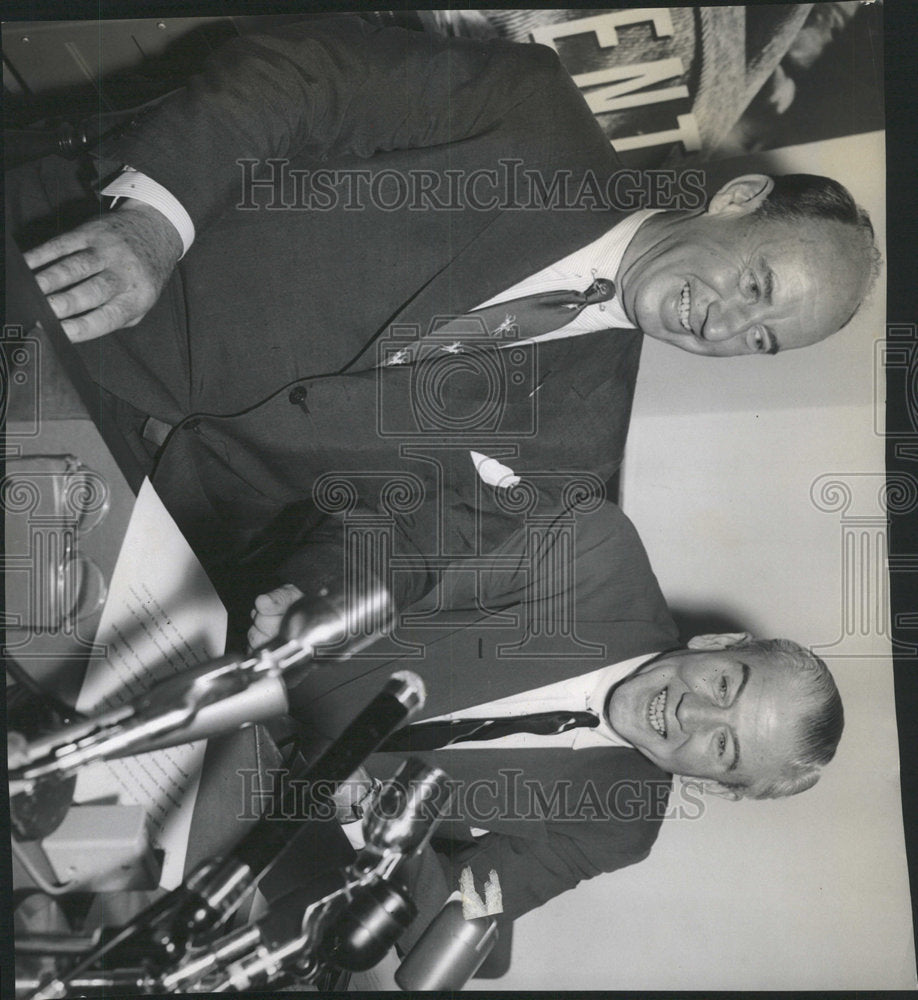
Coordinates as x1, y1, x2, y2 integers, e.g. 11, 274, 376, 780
15, 16, 878, 606
239, 497, 843, 929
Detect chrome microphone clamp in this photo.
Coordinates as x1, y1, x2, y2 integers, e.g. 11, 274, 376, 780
10, 582, 391, 785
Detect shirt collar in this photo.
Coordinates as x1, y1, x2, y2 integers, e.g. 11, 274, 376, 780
586, 208, 661, 329
574, 650, 662, 749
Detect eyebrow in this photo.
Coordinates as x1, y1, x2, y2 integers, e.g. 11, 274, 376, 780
762, 267, 774, 304
759, 262, 780, 355
726, 662, 751, 772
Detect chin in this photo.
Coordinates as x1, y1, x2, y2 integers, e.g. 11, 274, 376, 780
636, 745, 668, 772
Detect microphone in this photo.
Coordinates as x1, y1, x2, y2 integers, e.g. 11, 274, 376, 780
126, 578, 395, 756
274, 580, 393, 681
187, 755, 450, 991
159, 874, 341, 992
173, 672, 426, 942
195, 758, 452, 989
395, 899, 498, 991
10, 579, 394, 779
318, 879, 414, 972
362, 756, 452, 855
316, 759, 453, 973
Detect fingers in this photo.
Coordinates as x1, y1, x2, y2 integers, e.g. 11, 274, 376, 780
254, 584, 303, 615
29, 240, 143, 342
23, 228, 93, 272
24, 207, 179, 343
60, 298, 138, 344
47, 271, 120, 320
247, 584, 304, 650
247, 620, 275, 651
26, 233, 135, 343
32, 248, 105, 297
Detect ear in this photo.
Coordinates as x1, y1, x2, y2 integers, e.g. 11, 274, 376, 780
681, 776, 744, 801
707, 174, 775, 217
687, 631, 753, 651
692, 778, 743, 802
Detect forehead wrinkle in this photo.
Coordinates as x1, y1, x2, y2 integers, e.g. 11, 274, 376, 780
742, 656, 793, 781
766, 255, 824, 340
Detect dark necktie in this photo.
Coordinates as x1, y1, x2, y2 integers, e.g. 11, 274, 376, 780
379, 709, 600, 752
382, 277, 615, 366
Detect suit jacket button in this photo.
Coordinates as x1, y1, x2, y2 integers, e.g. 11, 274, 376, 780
185, 417, 201, 430
288, 385, 308, 405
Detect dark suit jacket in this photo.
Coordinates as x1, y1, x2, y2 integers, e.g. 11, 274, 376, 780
275, 499, 681, 924
73, 16, 644, 591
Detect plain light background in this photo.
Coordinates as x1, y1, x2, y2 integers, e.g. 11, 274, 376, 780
490, 131, 916, 990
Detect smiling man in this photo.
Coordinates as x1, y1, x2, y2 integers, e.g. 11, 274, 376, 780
238, 498, 843, 940
617, 173, 875, 357
9, 15, 879, 600
605, 635, 840, 799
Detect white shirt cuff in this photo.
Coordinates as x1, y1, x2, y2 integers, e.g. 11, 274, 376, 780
340, 818, 366, 850
101, 167, 195, 258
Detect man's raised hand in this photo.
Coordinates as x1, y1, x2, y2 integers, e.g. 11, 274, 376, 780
248, 583, 305, 651
23, 198, 182, 343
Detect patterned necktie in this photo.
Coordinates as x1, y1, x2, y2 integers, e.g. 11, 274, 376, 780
378, 709, 600, 752
382, 278, 615, 367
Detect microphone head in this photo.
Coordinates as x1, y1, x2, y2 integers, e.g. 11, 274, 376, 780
282, 579, 393, 660
384, 671, 426, 717
362, 757, 452, 854
319, 879, 414, 971
395, 899, 498, 991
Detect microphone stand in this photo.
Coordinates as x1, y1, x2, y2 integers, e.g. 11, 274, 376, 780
164, 758, 452, 993
24, 678, 435, 999
10, 582, 391, 788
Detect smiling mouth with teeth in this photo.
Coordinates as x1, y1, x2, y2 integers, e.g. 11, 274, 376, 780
649, 687, 668, 738
678, 282, 692, 333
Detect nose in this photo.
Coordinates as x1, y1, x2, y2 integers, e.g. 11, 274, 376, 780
702, 298, 758, 343
676, 691, 723, 733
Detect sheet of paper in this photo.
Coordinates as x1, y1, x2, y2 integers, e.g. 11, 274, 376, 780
74, 478, 227, 889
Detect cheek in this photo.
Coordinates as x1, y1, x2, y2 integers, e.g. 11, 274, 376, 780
671, 737, 707, 774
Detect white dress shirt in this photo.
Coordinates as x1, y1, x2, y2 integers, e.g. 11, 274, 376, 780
473, 208, 658, 342
425, 651, 658, 752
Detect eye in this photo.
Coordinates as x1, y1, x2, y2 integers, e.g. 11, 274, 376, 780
715, 730, 728, 757
718, 675, 729, 703
749, 326, 770, 354
742, 270, 760, 300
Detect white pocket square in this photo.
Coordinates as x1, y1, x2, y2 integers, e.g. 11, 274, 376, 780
470, 450, 521, 488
